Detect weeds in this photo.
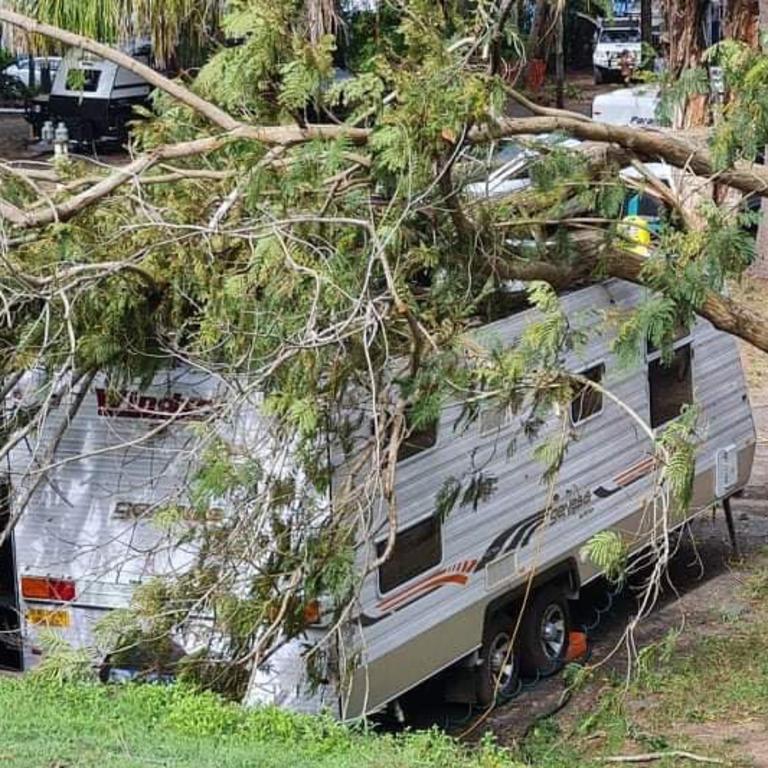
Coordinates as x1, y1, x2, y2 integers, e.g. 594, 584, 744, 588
0, 677, 513, 768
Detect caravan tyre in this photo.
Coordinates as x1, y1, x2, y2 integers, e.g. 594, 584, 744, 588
476, 614, 519, 707
518, 585, 570, 677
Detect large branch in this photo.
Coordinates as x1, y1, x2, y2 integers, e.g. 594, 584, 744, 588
0, 135, 233, 228
604, 250, 768, 350
471, 116, 768, 197
490, 244, 768, 351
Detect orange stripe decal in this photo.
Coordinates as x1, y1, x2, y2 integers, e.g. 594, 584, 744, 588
377, 571, 470, 612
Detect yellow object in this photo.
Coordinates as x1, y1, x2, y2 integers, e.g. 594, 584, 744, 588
620, 215, 651, 255
26, 607, 71, 628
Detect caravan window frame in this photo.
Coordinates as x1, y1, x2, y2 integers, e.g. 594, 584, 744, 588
569, 361, 606, 427
646, 335, 695, 429
375, 514, 443, 596
394, 408, 440, 465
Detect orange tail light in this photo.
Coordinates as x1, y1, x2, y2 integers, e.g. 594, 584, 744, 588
21, 576, 76, 602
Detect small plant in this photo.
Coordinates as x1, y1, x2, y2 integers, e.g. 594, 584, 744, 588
30, 630, 97, 685
581, 531, 628, 585
744, 566, 768, 600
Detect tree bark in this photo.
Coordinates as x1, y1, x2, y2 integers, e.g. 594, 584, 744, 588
738, 0, 768, 280
555, 5, 564, 108
641, 0, 653, 46
753, 0, 768, 278
725, 0, 759, 47
665, 0, 708, 127
529, 0, 552, 60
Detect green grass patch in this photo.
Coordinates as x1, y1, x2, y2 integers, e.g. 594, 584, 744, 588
0, 677, 514, 768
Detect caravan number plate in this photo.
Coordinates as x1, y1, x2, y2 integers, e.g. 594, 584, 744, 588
26, 607, 71, 628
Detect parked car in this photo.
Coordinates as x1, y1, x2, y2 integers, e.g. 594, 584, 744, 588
3, 56, 61, 90
462, 135, 582, 199
591, 85, 660, 127
592, 19, 642, 84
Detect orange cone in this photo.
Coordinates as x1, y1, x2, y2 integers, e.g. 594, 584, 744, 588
565, 631, 588, 662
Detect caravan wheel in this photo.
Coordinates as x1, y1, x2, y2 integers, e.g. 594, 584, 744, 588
518, 584, 570, 677
476, 615, 519, 706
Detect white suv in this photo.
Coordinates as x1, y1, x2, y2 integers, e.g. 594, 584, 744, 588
592, 23, 642, 84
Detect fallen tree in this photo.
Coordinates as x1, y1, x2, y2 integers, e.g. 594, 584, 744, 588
0, 0, 765, 699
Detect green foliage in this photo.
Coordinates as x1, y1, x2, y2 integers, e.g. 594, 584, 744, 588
708, 40, 768, 166
0, 677, 515, 768
658, 406, 698, 511
581, 530, 628, 584
30, 631, 98, 685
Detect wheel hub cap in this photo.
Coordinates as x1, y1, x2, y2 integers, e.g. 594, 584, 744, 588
540, 604, 566, 659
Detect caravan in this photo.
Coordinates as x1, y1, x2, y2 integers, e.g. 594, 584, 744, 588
0, 279, 756, 718
25, 44, 152, 144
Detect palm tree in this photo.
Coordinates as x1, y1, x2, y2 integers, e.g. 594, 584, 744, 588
4, 0, 225, 68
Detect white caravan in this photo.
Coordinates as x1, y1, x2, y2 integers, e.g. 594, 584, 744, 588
25, 44, 152, 144
0, 281, 756, 718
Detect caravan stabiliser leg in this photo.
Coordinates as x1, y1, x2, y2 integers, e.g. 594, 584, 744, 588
723, 496, 739, 558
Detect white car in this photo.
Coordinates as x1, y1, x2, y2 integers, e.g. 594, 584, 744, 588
592, 22, 641, 84
464, 136, 674, 240
3, 56, 61, 89
592, 86, 660, 127
463, 136, 582, 199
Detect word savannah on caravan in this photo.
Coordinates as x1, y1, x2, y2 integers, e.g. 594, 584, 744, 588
0, 280, 755, 719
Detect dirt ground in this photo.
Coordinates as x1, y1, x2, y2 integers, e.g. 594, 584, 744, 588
472, 287, 768, 762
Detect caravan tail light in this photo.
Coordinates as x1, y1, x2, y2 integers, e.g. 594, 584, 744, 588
21, 576, 76, 602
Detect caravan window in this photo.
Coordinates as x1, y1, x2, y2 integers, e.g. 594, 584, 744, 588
377, 516, 442, 594
571, 364, 604, 424
480, 403, 513, 435
648, 344, 693, 428
397, 409, 438, 462
66, 68, 101, 92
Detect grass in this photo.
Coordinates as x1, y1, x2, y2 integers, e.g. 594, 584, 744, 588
0, 677, 513, 768
516, 559, 768, 767
6, 561, 768, 767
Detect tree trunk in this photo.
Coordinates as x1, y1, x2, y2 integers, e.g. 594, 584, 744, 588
725, 0, 759, 47
641, 0, 653, 46
307, 0, 338, 43
555, 6, 564, 108
753, 0, 768, 278
529, 0, 552, 60
665, 0, 708, 127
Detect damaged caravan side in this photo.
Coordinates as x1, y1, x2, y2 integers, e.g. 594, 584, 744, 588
0, 279, 755, 720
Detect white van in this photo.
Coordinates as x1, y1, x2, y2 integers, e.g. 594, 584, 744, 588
592, 86, 660, 126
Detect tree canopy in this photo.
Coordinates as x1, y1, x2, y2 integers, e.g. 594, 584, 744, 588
1, 0, 768, 695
